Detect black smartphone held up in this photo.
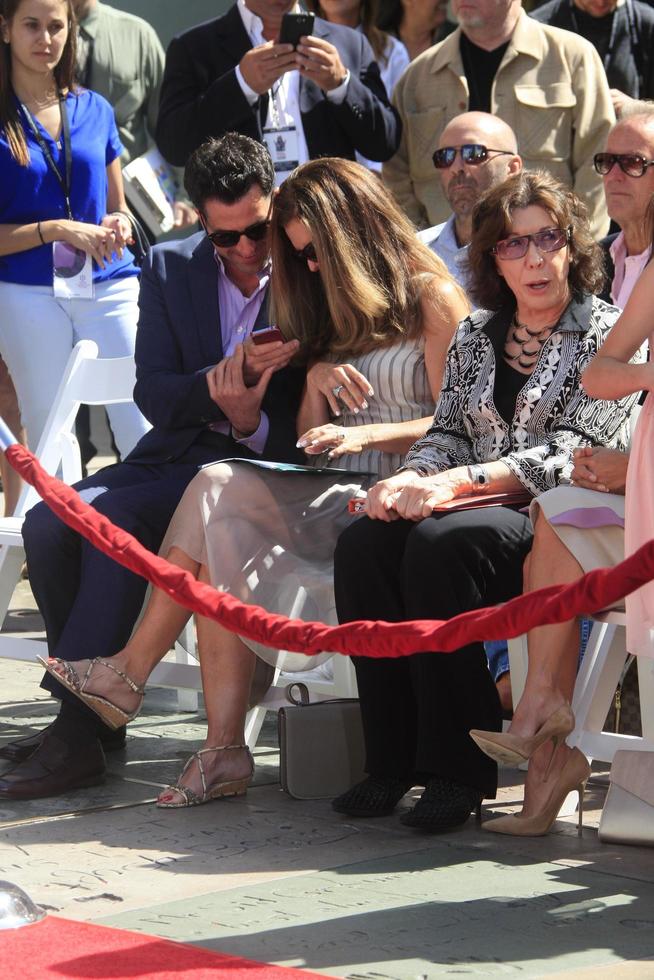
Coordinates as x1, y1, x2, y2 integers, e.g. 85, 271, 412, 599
279, 12, 314, 48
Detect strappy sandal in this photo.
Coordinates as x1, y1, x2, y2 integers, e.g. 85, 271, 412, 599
156, 744, 254, 809
37, 655, 145, 730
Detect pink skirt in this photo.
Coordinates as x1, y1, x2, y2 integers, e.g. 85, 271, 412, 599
625, 391, 654, 658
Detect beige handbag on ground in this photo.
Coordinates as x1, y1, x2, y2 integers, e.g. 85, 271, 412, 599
278, 683, 366, 800
598, 750, 654, 847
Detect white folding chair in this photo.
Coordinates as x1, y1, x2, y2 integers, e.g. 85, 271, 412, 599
508, 611, 654, 765
0, 339, 138, 666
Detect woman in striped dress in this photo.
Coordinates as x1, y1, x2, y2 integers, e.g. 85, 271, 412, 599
43, 158, 469, 806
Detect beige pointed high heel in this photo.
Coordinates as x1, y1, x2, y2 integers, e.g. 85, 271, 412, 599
469, 702, 575, 768
483, 747, 591, 838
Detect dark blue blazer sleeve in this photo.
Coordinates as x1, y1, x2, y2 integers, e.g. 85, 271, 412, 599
133, 242, 227, 431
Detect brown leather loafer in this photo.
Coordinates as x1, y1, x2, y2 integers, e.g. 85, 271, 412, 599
0, 733, 106, 800
0, 722, 126, 764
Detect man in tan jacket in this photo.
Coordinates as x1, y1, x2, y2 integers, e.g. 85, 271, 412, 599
383, 0, 614, 239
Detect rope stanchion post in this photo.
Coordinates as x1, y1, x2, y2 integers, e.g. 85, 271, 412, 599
0, 416, 18, 453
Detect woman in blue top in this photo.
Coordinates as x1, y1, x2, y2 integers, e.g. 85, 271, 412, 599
0, 0, 148, 453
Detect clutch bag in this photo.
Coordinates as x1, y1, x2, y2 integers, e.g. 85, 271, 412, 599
278, 684, 366, 800
598, 749, 654, 847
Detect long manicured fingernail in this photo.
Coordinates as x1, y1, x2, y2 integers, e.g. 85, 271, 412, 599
367, 387, 374, 397
296, 439, 308, 448
361, 400, 368, 410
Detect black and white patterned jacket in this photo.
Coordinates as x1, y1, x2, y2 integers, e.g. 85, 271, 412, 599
404, 295, 640, 496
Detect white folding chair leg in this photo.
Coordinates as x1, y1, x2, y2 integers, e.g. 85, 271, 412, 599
637, 655, 654, 740
0, 545, 26, 631
173, 621, 199, 712
507, 634, 529, 708
244, 664, 283, 750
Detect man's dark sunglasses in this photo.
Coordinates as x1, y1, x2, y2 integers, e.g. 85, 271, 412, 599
432, 143, 514, 169
293, 241, 318, 263
593, 152, 654, 178
205, 217, 271, 248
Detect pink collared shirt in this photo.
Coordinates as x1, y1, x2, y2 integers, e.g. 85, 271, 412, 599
610, 232, 651, 309
210, 251, 272, 453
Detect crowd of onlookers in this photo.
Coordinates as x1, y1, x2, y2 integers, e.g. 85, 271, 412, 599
0, 0, 652, 843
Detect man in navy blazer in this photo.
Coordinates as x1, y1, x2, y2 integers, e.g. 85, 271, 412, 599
0, 134, 304, 800
156, 0, 400, 171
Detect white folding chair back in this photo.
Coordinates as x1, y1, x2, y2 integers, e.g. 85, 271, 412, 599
0, 340, 136, 665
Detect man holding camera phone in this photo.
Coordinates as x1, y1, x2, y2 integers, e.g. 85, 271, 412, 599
156, 1, 400, 181
0, 135, 304, 800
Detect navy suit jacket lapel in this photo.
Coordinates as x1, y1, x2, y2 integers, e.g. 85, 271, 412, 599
299, 17, 333, 114
189, 236, 223, 365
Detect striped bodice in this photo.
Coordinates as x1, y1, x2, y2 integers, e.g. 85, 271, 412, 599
323, 337, 434, 480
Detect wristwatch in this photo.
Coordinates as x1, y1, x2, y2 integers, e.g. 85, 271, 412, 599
467, 463, 489, 493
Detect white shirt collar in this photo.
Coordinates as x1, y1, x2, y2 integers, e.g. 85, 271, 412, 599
237, 1, 300, 44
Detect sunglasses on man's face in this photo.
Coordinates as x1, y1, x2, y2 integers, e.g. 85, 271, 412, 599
292, 241, 318, 263
432, 143, 513, 169
204, 217, 271, 249
491, 226, 571, 261
593, 152, 654, 178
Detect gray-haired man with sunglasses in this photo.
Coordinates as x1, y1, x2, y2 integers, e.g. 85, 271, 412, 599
419, 112, 522, 290
595, 105, 654, 309
568, 105, 654, 509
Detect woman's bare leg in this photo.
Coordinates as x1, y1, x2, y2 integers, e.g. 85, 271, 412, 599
157, 562, 256, 805
509, 508, 584, 740
511, 508, 586, 817
46, 545, 199, 712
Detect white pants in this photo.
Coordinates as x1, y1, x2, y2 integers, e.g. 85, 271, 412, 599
0, 276, 149, 456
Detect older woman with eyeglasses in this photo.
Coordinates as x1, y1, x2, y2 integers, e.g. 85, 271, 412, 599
331, 170, 640, 834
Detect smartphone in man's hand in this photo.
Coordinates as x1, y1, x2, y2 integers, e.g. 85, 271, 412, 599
279, 12, 315, 48
251, 325, 285, 346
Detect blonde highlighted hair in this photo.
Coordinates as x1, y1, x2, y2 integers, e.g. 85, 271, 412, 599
271, 158, 464, 358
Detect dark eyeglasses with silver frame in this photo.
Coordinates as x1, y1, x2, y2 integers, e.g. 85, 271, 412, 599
491, 226, 572, 261
432, 143, 514, 169
593, 152, 654, 178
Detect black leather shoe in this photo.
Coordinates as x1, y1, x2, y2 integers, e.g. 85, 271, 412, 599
399, 778, 482, 833
0, 733, 106, 800
0, 722, 126, 764
332, 776, 412, 817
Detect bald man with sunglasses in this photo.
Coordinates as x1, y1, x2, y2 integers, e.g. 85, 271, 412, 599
419, 112, 522, 289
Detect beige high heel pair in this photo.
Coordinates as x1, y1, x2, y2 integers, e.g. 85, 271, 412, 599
470, 703, 590, 837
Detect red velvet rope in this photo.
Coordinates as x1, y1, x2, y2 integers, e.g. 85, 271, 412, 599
7, 443, 654, 658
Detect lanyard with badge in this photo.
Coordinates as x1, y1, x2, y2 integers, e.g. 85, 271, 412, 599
20, 95, 93, 298
263, 81, 299, 186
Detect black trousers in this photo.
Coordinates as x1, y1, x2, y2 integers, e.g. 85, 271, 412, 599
22, 437, 253, 705
334, 506, 533, 797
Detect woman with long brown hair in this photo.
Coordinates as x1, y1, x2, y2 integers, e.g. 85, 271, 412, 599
40, 157, 469, 808
0, 0, 147, 454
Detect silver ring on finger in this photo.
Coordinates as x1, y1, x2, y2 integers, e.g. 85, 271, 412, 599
332, 384, 345, 399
